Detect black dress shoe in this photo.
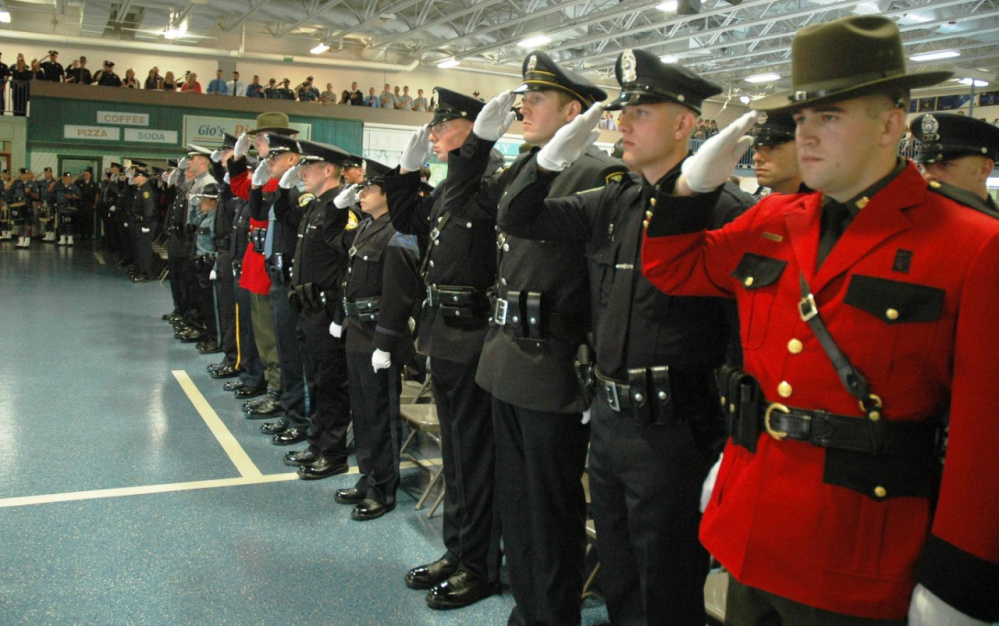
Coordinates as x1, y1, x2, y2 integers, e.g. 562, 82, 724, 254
132, 275, 149, 283
405, 557, 459, 590
298, 456, 349, 480
260, 420, 289, 436
206, 361, 227, 372
272, 427, 308, 446
244, 396, 282, 418
351, 498, 395, 521
234, 385, 266, 399
209, 365, 239, 379
334, 487, 366, 505
283, 450, 318, 467
179, 330, 204, 343
426, 570, 500, 610
198, 341, 222, 355
223, 380, 245, 392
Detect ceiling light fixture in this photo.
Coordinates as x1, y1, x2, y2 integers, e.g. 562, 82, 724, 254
958, 78, 989, 87
310, 43, 330, 54
518, 35, 552, 48
656, 1, 679, 11
659, 54, 679, 64
0, 10, 11, 23
745, 73, 780, 83
437, 58, 460, 69
909, 50, 960, 62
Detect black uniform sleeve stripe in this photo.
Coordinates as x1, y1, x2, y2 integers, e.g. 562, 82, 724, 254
917, 534, 999, 621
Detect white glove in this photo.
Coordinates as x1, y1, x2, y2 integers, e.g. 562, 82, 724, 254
537, 103, 605, 172
700, 454, 723, 513
681, 110, 759, 193
140, 227, 151, 233
210, 149, 222, 163
908, 584, 988, 626
233, 132, 251, 159
329, 320, 343, 338
251, 160, 270, 187
279, 165, 301, 189
400, 126, 432, 172
473, 90, 517, 141
334, 183, 359, 209
168, 169, 181, 186
581, 409, 591, 425
209, 269, 217, 281
371, 348, 392, 373
178, 157, 189, 170
223, 172, 231, 184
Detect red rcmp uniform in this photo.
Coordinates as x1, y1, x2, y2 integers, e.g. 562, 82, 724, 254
642, 163, 999, 620
238, 177, 277, 296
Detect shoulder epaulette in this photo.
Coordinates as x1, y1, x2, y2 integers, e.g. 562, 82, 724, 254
927, 180, 999, 219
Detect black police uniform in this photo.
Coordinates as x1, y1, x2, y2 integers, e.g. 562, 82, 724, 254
335, 190, 421, 511
133, 177, 158, 279
52, 178, 82, 242
9, 65, 32, 116
95, 65, 122, 87
100, 170, 125, 253
276, 84, 296, 100
10, 176, 38, 238
212, 170, 239, 366
77, 175, 99, 238
442, 50, 628, 625
910, 112, 999, 214
39, 53, 64, 82
165, 177, 193, 317
383, 87, 506, 594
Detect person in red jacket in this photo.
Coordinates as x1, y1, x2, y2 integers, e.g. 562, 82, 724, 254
642, 15, 998, 625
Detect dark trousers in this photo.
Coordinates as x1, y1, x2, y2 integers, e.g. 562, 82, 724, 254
194, 264, 218, 343
167, 252, 191, 318
588, 395, 711, 626
493, 398, 590, 626
430, 356, 501, 583
346, 350, 402, 505
234, 283, 264, 389
215, 251, 238, 366
269, 279, 310, 424
249, 292, 281, 393
134, 222, 154, 277
297, 307, 351, 456
725, 577, 907, 626
119, 216, 134, 263
57, 211, 77, 237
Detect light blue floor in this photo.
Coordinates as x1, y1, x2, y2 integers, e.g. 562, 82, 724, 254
0, 240, 610, 624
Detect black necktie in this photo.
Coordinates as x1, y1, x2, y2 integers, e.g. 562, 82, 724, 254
817, 200, 851, 268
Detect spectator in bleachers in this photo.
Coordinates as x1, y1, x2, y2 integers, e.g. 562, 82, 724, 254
366, 87, 381, 107
163, 71, 178, 91
145, 67, 163, 90
0, 53, 8, 114
264, 78, 278, 98
228, 71, 245, 96
320, 82, 336, 104
276, 78, 295, 100
39, 50, 64, 82
412, 88, 428, 112
297, 76, 319, 102
30, 58, 43, 80
94, 60, 121, 86
246, 75, 264, 98
122, 68, 140, 89
10, 54, 32, 116
207, 69, 228, 95
338, 89, 351, 105
181, 71, 201, 93
379, 83, 395, 109
395, 85, 413, 110
66, 57, 92, 85
348, 81, 364, 106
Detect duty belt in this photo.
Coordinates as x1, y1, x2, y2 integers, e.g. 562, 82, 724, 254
594, 366, 681, 425
491, 290, 583, 343
343, 297, 380, 322
426, 284, 489, 318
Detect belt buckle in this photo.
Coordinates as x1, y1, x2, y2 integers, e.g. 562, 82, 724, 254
494, 298, 508, 325
763, 402, 792, 440
604, 381, 621, 412
429, 227, 441, 241
798, 293, 818, 322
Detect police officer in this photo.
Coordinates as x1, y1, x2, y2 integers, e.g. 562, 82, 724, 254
910, 112, 999, 214
751, 111, 807, 195
329, 160, 421, 521
442, 51, 628, 624
53, 171, 82, 246
174, 147, 216, 343
384, 87, 506, 609
643, 15, 999, 625
39, 50, 64, 82
77, 168, 99, 239
94, 60, 121, 87
207, 135, 242, 369
496, 49, 754, 624
9, 168, 38, 248
276, 78, 295, 100
131, 168, 158, 282
37, 167, 57, 243
280, 139, 359, 479
188, 182, 221, 347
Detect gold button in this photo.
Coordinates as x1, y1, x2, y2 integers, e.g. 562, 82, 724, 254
874, 486, 887, 498
645, 210, 653, 218
650, 198, 657, 207
885, 308, 899, 320
787, 339, 803, 354
869, 410, 881, 422
744, 276, 754, 287
777, 381, 792, 398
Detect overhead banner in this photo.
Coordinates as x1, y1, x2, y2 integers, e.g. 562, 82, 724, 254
183, 115, 312, 146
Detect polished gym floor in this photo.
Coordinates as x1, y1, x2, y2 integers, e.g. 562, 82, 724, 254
0, 240, 609, 624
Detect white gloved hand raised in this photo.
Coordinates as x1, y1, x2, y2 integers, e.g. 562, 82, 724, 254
223, 172, 231, 184
700, 454, 723, 513
279, 164, 301, 189
536, 103, 605, 172
399, 126, 432, 172
334, 183, 360, 209
371, 348, 392, 373
473, 90, 517, 141
233, 132, 251, 159
581, 409, 591, 425
680, 110, 759, 193
209, 269, 217, 281
908, 584, 989, 626
210, 149, 222, 163
251, 160, 270, 187
178, 157, 189, 170
329, 321, 343, 338
168, 169, 181, 186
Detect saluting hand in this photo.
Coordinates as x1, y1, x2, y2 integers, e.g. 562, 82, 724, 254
278, 164, 301, 189
679, 110, 758, 194
399, 126, 431, 173
537, 103, 604, 172
233, 132, 251, 159
251, 160, 270, 187
334, 183, 359, 209
473, 90, 517, 141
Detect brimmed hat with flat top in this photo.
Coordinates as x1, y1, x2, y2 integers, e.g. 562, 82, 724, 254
754, 15, 952, 113
247, 111, 299, 136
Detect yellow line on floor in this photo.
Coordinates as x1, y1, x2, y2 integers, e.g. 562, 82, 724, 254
0, 459, 441, 509
93, 251, 105, 265
173, 369, 262, 478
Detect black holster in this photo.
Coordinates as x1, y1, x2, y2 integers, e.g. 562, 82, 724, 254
718, 365, 761, 453
627, 366, 679, 426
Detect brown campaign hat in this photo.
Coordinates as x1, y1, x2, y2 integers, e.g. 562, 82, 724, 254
754, 16, 952, 113
247, 111, 298, 136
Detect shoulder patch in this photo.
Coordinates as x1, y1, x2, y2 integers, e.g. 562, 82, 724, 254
927, 180, 999, 219
345, 211, 359, 230
298, 193, 316, 207
143, 191, 150, 199
605, 171, 625, 185
388, 232, 419, 252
